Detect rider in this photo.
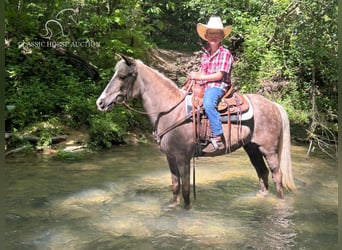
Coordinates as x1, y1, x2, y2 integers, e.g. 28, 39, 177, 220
188, 16, 234, 153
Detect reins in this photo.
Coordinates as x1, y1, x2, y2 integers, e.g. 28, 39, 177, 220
122, 79, 195, 142
122, 101, 159, 115
154, 80, 196, 142
122, 81, 193, 116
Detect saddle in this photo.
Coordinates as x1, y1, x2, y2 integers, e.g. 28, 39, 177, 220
186, 82, 250, 117
183, 80, 249, 114
218, 91, 249, 115
184, 81, 252, 153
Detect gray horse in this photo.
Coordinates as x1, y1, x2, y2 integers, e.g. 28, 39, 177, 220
96, 55, 296, 209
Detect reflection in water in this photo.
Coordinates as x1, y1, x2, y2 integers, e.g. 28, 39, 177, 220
5, 143, 337, 249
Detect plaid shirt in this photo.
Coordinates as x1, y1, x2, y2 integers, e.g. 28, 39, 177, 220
200, 46, 233, 91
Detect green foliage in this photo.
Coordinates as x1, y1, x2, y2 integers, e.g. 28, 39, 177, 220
6, 117, 65, 150
24, 117, 65, 145
55, 150, 87, 160
5, 0, 155, 149
87, 109, 128, 150
5, 47, 92, 129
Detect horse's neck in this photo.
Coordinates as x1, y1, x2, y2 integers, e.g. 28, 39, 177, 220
136, 62, 184, 125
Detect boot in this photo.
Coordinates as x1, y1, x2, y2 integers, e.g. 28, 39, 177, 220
202, 134, 226, 153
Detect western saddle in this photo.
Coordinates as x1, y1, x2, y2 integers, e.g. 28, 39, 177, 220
182, 80, 250, 153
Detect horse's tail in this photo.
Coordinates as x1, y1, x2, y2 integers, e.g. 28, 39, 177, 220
275, 103, 297, 191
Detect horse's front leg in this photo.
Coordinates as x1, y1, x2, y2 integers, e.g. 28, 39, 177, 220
178, 158, 191, 209
171, 173, 181, 204
181, 173, 191, 209
167, 155, 191, 209
167, 156, 181, 205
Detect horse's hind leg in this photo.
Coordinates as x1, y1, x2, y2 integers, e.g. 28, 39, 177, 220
264, 152, 284, 199
167, 155, 181, 205
243, 143, 269, 195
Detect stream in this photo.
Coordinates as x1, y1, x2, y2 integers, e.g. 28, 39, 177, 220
5, 142, 338, 249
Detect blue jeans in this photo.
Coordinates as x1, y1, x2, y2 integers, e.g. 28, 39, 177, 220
203, 87, 225, 137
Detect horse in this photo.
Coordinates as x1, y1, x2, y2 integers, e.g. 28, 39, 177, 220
96, 54, 296, 209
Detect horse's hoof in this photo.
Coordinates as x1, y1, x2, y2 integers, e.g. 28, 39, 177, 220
256, 190, 269, 197
167, 199, 179, 208
163, 200, 178, 211
277, 193, 284, 199
184, 203, 192, 210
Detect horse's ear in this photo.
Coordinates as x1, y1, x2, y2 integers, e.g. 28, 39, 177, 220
118, 54, 135, 66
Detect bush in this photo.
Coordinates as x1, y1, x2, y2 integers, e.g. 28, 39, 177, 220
87, 109, 129, 150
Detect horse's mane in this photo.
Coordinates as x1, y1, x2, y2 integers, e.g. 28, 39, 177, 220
136, 60, 183, 97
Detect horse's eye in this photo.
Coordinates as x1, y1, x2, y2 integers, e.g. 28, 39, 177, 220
118, 75, 126, 80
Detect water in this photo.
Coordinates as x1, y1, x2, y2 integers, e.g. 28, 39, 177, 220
5, 143, 338, 249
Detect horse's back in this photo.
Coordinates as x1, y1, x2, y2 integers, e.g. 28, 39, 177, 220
244, 93, 283, 147
245, 93, 282, 122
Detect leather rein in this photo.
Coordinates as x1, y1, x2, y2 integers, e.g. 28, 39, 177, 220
122, 80, 195, 144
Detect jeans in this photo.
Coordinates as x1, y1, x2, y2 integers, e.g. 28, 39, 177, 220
203, 87, 225, 137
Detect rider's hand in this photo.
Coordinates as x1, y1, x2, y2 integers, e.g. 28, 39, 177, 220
188, 71, 202, 81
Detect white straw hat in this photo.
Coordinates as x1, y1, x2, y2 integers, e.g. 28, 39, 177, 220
197, 16, 233, 41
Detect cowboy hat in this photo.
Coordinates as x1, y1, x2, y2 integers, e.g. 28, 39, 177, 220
197, 16, 233, 41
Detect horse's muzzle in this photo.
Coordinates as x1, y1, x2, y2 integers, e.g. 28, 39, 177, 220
96, 94, 125, 111
96, 98, 114, 112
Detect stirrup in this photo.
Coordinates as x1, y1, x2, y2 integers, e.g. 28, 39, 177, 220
202, 136, 225, 153
210, 137, 220, 150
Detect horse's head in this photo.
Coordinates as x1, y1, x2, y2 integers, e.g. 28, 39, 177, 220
97, 55, 138, 111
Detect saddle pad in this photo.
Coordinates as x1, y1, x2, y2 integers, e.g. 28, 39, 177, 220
221, 95, 253, 122
185, 94, 253, 122
185, 94, 193, 114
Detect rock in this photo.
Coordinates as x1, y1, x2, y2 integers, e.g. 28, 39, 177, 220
63, 145, 86, 152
